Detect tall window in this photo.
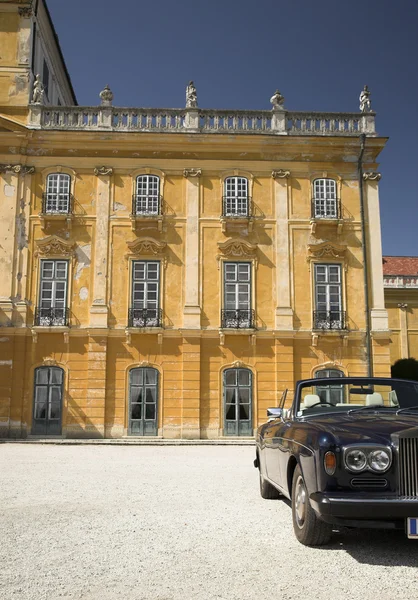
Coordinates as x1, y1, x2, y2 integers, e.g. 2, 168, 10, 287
224, 368, 252, 436
314, 264, 344, 330
222, 262, 253, 328
223, 177, 249, 217
313, 178, 338, 219
315, 368, 344, 405
44, 173, 71, 214
129, 367, 158, 436
36, 260, 68, 326
130, 261, 161, 327
134, 175, 160, 215
32, 366, 64, 436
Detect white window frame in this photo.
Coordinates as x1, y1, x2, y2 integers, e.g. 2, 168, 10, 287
134, 175, 160, 215
223, 177, 249, 216
223, 262, 252, 327
313, 178, 338, 219
314, 263, 343, 329
131, 261, 160, 326
45, 173, 71, 214
38, 260, 68, 326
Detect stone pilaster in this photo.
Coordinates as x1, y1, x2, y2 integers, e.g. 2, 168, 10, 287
181, 336, 201, 439
183, 169, 201, 328
90, 168, 112, 327
0, 167, 24, 325
363, 173, 389, 332
398, 304, 409, 359
272, 170, 293, 330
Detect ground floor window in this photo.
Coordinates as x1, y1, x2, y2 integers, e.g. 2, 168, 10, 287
129, 367, 158, 436
315, 368, 343, 405
32, 366, 63, 435
224, 368, 252, 436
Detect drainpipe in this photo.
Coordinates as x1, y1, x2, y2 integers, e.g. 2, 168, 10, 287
358, 133, 373, 377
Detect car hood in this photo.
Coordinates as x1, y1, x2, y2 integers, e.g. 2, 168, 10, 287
304, 413, 418, 445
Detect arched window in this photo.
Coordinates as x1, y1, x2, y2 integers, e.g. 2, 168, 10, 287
313, 178, 338, 219
44, 173, 71, 214
134, 175, 160, 215
223, 368, 252, 436
129, 367, 159, 435
223, 177, 249, 217
314, 368, 343, 405
32, 366, 64, 435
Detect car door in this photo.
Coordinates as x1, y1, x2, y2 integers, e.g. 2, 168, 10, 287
264, 391, 288, 487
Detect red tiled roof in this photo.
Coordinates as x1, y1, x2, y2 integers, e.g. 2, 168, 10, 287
382, 256, 418, 276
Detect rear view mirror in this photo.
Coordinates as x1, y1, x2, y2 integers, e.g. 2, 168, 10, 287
267, 408, 283, 421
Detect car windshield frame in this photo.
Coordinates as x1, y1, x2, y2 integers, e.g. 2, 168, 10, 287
292, 377, 418, 419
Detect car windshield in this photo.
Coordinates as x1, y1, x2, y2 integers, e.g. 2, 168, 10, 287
296, 379, 418, 417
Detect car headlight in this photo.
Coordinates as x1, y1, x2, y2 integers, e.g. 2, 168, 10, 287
369, 449, 391, 472
344, 446, 392, 473
345, 449, 367, 472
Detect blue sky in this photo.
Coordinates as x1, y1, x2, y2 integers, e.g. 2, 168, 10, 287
47, 0, 418, 256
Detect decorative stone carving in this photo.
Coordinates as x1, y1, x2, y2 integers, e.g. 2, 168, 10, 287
272, 170, 290, 179
307, 241, 347, 259
217, 239, 257, 258
43, 358, 58, 366
32, 74, 44, 104
270, 89, 285, 108
94, 166, 113, 176
185, 81, 198, 108
0, 164, 22, 174
232, 360, 244, 368
127, 237, 167, 257
18, 7, 33, 17
359, 85, 372, 113
35, 235, 75, 257
183, 168, 201, 178
0, 164, 34, 175
363, 171, 381, 181
99, 84, 113, 106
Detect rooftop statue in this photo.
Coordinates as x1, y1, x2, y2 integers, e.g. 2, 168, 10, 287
359, 85, 372, 113
186, 81, 198, 108
31, 74, 44, 104
99, 84, 114, 106
270, 89, 285, 108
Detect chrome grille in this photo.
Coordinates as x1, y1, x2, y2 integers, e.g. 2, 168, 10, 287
398, 437, 418, 497
351, 478, 388, 489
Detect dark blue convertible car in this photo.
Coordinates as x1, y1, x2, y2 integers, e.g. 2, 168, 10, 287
255, 377, 418, 546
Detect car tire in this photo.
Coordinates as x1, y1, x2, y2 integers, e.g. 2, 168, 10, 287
259, 470, 280, 499
291, 464, 332, 546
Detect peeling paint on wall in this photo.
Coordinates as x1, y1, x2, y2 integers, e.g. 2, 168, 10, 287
75, 244, 91, 280
16, 214, 27, 250
113, 202, 126, 212
79, 287, 88, 301
0, 338, 10, 342
4, 185, 15, 197
0, 360, 12, 366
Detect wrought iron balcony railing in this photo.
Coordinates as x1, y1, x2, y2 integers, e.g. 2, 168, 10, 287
41, 193, 74, 215
222, 196, 252, 218
128, 308, 163, 328
34, 307, 69, 326
311, 198, 342, 220
313, 310, 346, 330
221, 309, 255, 329
131, 195, 163, 217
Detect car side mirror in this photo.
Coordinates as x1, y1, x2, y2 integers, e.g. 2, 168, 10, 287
267, 407, 283, 421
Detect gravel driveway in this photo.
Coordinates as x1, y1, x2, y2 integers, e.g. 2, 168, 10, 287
1, 444, 418, 600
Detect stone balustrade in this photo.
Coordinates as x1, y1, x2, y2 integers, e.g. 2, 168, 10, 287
384, 276, 418, 288
28, 104, 376, 136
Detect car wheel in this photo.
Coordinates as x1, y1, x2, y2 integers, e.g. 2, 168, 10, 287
291, 464, 332, 546
259, 469, 280, 499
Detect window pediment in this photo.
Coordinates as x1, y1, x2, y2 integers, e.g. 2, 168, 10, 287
126, 237, 167, 257
217, 239, 257, 258
35, 235, 75, 257
307, 241, 347, 260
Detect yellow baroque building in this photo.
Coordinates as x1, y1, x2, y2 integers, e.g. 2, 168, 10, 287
0, 0, 392, 439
